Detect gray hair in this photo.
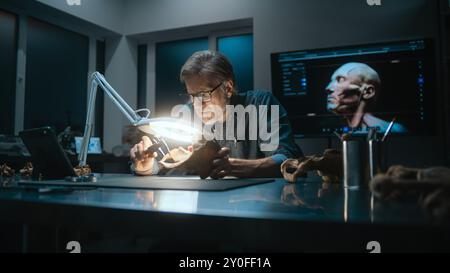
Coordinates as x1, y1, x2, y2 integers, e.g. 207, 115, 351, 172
180, 50, 236, 92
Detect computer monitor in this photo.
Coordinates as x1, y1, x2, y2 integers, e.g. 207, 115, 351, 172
271, 39, 437, 137
74, 136, 102, 155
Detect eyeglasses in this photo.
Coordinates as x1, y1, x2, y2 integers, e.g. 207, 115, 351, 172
179, 82, 223, 103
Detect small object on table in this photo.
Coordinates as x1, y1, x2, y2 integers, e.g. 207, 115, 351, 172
281, 149, 343, 183
370, 165, 450, 224
19, 162, 33, 178
74, 164, 92, 177
157, 140, 221, 179
0, 163, 15, 177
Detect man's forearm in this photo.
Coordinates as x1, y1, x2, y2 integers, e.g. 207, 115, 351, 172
229, 157, 282, 178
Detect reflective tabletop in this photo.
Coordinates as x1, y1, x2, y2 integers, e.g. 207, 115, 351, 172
2, 174, 450, 252
0, 174, 434, 226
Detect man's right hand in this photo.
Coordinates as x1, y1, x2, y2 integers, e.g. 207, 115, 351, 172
130, 136, 158, 175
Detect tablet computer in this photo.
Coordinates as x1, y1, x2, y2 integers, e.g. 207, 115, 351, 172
19, 127, 76, 180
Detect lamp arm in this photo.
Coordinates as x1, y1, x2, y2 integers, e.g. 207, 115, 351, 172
78, 71, 151, 167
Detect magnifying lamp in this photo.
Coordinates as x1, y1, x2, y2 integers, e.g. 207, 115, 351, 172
78, 72, 200, 174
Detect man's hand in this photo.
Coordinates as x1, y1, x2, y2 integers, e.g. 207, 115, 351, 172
208, 148, 283, 179
130, 136, 158, 175
209, 147, 232, 179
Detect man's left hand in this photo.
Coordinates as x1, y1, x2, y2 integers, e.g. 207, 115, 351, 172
209, 147, 232, 179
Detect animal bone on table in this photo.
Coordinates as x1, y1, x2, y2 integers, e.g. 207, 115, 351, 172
370, 165, 450, 223
281, 149, 343, 183
157, 140, 221, 179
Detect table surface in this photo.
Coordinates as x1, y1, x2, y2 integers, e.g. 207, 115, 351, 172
0, 174, 436, 226
2, 174, 450, 252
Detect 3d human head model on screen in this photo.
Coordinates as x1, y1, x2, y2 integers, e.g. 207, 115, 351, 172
325, 62, 407, 133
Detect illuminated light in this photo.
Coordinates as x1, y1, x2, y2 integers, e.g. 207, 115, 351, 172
138, 118, 200, 143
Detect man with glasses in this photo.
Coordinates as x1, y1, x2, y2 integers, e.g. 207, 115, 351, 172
131, 50, 303, 179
